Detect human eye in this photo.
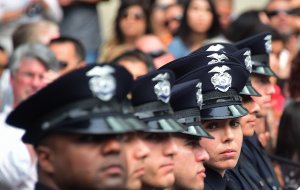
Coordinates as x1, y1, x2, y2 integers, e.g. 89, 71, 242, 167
142, 133, 168, 143
185, 139, 200, 148
229, 119, 240, 128
77, 135, 99, 143
204, 122, 219, 130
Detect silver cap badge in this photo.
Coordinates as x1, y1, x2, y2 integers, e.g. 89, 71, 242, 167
152, 73, 171, 103
86, 65, 116, 101
243, 50, 252, 73
264, 35, 272, 53
207, 53, 229, 64
209, 65, 232, 92
196, 82, 203, 109
206, 44, 225, 52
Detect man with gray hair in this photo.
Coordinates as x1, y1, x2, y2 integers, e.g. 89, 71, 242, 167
0, 43, 60, 190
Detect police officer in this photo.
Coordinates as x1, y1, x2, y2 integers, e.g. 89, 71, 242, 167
169, 79, 213, 190
6, 64, 149, 190
131, 70, 184, 190
235, 32, 281, 190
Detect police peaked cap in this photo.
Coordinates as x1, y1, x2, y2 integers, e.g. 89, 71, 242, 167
6, 64, 147, 145
131, 69, 183, 133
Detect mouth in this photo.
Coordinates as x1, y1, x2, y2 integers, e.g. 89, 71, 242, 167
160, 163, 174, 172
133, 167, 145, 176
247, 118, 256, 126
197, 168, 206, 178
220, 149, 237, 158
102, 165, 124, 175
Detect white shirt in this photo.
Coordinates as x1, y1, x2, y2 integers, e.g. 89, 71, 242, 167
0, 107, 37, 190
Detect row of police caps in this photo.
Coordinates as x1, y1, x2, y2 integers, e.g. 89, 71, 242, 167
6, 32, 276, 145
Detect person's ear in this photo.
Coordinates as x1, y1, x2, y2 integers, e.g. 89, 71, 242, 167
36, 145, 55, 173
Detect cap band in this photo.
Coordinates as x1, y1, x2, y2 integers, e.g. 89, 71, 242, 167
38, 98, 121, 130
252, 54, 269, 66
134, 101, 174, 119
173, 108, 201, 125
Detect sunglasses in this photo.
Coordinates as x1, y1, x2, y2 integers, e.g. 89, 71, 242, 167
164, 15, 183, 27
120, 11, 145, 20
266, 9, 292, 17
147, 50, 167, 59
59, 61, 68, 69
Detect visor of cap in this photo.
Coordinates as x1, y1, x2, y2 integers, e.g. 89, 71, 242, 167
142, 117, 184, 133
252, 65, 277, 77
200, 104, 248, 120
239, 79, 261, 97
181, 124, 214, 139
173, 108, 213, 139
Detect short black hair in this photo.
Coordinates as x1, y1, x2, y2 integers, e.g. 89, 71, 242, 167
112, 48, 155, 71
49, 36, 86, 61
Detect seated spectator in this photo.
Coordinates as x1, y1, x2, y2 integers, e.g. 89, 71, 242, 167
0, 43, 60, 190
150, 0, 177, 45
0, 45, 10, 112
168, 0, 225, 58
12, 20, 60, 50
99, 0, 151, 62
135, 34, 175, 68
112, 48, 154, 79
0, 0, 62, 54
49, 36, 86, 75
164, 2, 184, 36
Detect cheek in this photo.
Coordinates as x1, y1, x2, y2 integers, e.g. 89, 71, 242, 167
234, 130, 243, 148
200, 138, 218, 159
251, 96, 264, 106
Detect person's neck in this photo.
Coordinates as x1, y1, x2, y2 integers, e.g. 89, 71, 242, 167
207, 166, 226, 177
124, 36, 140, 45
38, 172, 61, 190
186, 32, 207, 52
141, 183, 164, 190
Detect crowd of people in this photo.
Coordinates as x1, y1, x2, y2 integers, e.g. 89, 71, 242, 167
1, 0, 300, 189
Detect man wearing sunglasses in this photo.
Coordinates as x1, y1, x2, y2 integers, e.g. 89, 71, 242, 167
265, 0, 295, 36
135, 34, 175, 68
49, 36, 86, 75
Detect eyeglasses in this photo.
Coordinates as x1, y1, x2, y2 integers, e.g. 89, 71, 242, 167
147, 50, 167, 59
120, 11, 145, 20
164, 15, 183, 27
265, 9, 292, 17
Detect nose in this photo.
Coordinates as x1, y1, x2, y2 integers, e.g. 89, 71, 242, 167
163, 135, 178, 157
249, 98, 261, 115
195, 146, 210, 162
134, 138, 150, 160
222, 125, 235, 143
266, 83, 275, 96
102, 137, 122, 155
31, 74, 44, 89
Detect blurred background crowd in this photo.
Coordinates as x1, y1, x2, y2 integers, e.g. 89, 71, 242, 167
1, 0, 300, 189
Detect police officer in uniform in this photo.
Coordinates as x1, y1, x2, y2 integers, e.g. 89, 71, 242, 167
169, 79, 214, 190
235, 32, 281, 190
6, 64, 148, 190
178, 57, 250, 190
131, 69, 184, 190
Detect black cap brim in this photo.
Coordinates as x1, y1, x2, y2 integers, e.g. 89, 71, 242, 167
22, 115, 147, 144
252, 65, 277, 77
240, 84, 261, 97
200, 104, 248, 120
143, 117, 184, 133
181, 125, 214, 139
